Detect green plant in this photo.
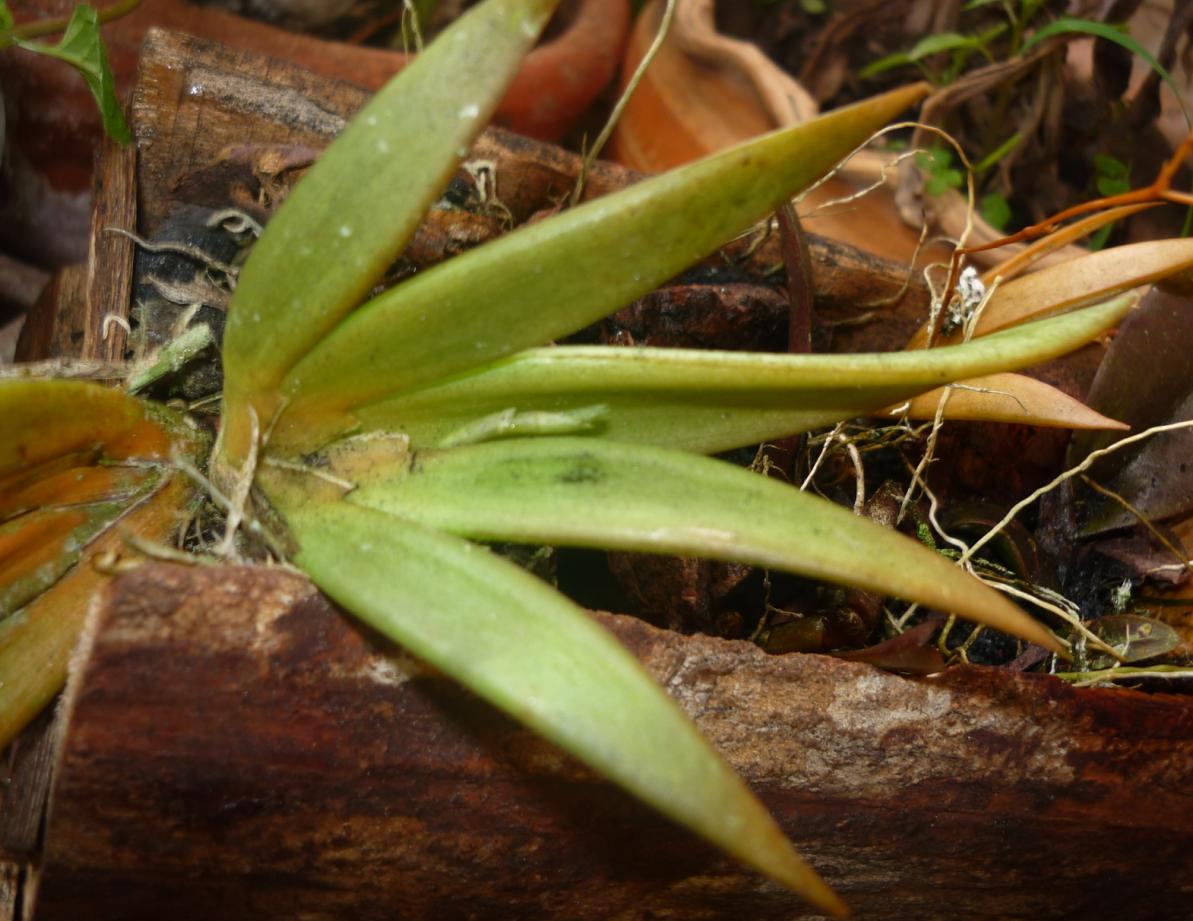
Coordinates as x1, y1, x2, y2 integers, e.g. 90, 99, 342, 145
1086, 153, 1132, 249
866, 2, 1193, 245
861, 24, 1008, 84
916, 143, 965, 196
0, 0, 1143, 913
0, 0, 137, 146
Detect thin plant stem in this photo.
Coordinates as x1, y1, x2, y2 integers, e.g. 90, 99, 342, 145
570, 0, 676, 206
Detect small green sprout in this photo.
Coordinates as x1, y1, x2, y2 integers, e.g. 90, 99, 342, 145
917, 144, 964, 197
0, 0, 135, 145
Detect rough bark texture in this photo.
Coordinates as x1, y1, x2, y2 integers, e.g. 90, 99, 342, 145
32, 564, 1193, 921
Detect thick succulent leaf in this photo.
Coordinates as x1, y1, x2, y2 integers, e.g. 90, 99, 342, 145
344, 437, 1064, 652
1, 491, 156, 619
908, 238, 1193, 348
0, 465, 155, 521
1072, 289, 1193, 534
0, 385, 206, 748
277, 498, 847, 917
218, 0, 561, 469
347, 296, 1134, 454
889, 373, 1128, 429
0, 475, 194, 750
0, 380, 144, 476
272, 83, 930, 450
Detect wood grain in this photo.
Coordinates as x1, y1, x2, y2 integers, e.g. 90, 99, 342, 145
84, 135, 136, 363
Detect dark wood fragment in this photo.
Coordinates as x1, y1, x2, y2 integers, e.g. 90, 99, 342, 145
15, 132, 136, 363
33, 563, 1193, 921
0, 862, 19, 921
0, 705, 58, 860
13, 265, 87, 362
84, 135, 136, 363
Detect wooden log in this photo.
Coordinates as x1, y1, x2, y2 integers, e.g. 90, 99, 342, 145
127, 29, 933, 354
2, 112, 142, 921
31, 563, 1193, 920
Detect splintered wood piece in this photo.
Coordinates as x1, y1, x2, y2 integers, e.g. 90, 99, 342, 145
33, 563, 1193, 921
14, 135, 135, 363
84, 135, 135, 363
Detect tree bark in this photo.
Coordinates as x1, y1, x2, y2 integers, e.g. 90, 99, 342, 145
32, 563, 1193, 921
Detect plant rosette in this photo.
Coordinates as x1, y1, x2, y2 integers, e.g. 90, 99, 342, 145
0, 0, 1161, 914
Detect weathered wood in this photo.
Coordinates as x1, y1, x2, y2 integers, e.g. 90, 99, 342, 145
0, 861, 20, 921
83, 135, 136, 363
13, 264, 87, 362
130, 29, 933, 354
33, 563, 1193, 921
0, 706, 58, 860
14, 130, 136, 363
0, 706, 56, 921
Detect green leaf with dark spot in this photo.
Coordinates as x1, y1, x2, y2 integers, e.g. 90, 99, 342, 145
342, 436, 1066, 652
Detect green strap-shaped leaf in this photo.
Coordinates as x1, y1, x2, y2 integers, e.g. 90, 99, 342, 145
13, 5, 130, 143
1022, 18, 1191, 127
277, 498, 847, 917
348, 295, 1134, 454
272, 83, 930, 450
344, 436, 1064, 652
218, 0, 560, 471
